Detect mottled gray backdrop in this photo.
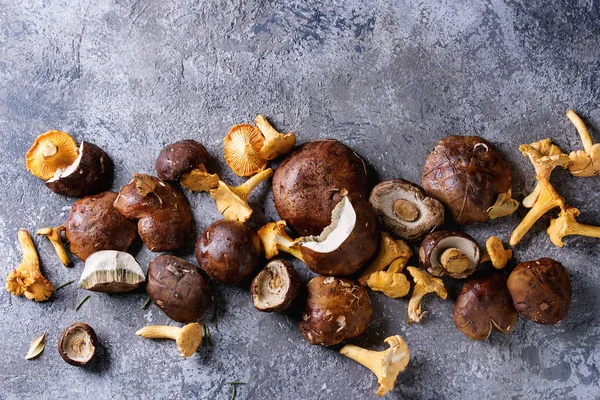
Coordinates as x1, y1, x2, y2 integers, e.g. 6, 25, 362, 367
1, 1, 599, 399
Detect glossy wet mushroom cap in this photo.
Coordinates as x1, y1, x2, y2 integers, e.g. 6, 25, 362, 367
155, 140, 212, 182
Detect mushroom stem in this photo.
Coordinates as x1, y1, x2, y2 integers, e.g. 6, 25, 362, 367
393, 199, 419, 222
42, 142, 58, 158
18, 229, 39, 270
136, 325, 181, 340
36, 226, 70, 267
229, 168, 274, 200
439, 248, 469, 274
136, 323, 203, 358
254, 115, 296, 160
548, 206, 600, 247
567, 109, 593, 153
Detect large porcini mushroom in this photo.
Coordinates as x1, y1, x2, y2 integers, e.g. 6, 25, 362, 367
136, 323, 203, 358
547, 206, 600, 247
25, 130, 79, 180
45, 141, 114, 197
6, 230, 54, 302
36, 226, 70, 267
358, 232, 412, 285
273, 139, 370, 235
340, 335, 410, 397
453, 274, 518, 340
79, 250, 146, 293
419, 231, 480, 279
369, 179, 444, 241
251, 259, 301, 312
223, 124, 267, 177
57, 323, 98, 366
406, 267, 447, 324
566, 109, 600, 177
421, 136, 518, 225
258, 195, 379, 276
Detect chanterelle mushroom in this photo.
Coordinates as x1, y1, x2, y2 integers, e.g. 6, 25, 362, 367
6, 230, 54, 301
406, 267, 447, 323
483, 236, 512, 269
340, 335, 410, 397
522, 139, 567, 208
566, 109, 600, 177
358, 232, 412, 285
366, 270, 410, 299
25, 130, 79, 180
210, 168, 274, 222
36, 226, 70, 267
257, 220, 304, 260
254, 114, 296, 160
136, 323, 203, 358
223, 123, 267, 177
547, 206, 600, 247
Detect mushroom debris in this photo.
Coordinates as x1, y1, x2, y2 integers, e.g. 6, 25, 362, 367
547, 206, 600, 247
25, 130, 79, 180
340, 335, 410, 397
358, 232, 412, 285
210, 168, 274, 222
566, 109, 600, 177
136, 323, 203, 358
36, 226, 70, 267
419, 231, 481, 279
406, 267, 447, 324
6, 230, 54, 302
481, 236, 512, 270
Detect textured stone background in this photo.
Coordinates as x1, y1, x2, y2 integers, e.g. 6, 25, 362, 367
1, 1, 599, 399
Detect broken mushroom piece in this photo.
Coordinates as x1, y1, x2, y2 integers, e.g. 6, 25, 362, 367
209, 168, 273, 222
340, 335, 410, 397
57, 323, 98, 366
299, 276, 372, 346
25, 130, 79, 180
406, 267, 447, 324
251, 259, 302, 312
566, 109, 600, 177
36, 226, 70, 267
79, 250, 145, 293
369, 179, 444, 241
419, 231, 480, 279
45, 141, 114, 197
484, 236, 512, 269
136, 323, 203, 358
358, 232, 412, 285
224, 123, 267, 177
453, 274, 518, 340
6, 230, 54, 302
254, 114, 296, 160
548, 206, 600, 247
421, 136, 518, 225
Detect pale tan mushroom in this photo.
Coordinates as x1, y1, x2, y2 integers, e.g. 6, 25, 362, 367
36, 226, 70, 267
484, 236, 512, 269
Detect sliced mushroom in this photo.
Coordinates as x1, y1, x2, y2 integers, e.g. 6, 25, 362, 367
419, 231, 480, 279
251, 259, 301, 312
369, 179, 444, 241
57, 323, 98, 366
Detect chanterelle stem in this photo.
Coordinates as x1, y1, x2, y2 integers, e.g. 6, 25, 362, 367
136, 325, 181, 340
42, 142, 58, 158
566, 109, 593, 153
230, 168, 274, 200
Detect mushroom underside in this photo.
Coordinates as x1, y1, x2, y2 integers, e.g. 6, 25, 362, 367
298, 196, 356, 253
252, 263, 292, 309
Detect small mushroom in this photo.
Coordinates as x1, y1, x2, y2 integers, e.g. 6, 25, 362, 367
507, 258, 571, 325
254, 114, 296, 160
209, 168, 274, 222
36, 226, 70, 267
366, 270, 410, 299
406, 267, 447, 324
57, 323, 98, 366
547, 206, 600, 247
250, 259, 301, 312
136, 323, 203, 358
566, 109, 600, 177
223, 124, 267, 177
340, 335, 410, 397
369, 179, 444, 241
358, 232, 412, 285
419, 231, 480, 279
453, 274, 518, 340
79, 250, 146, 293
483, 236, 512, 269
25, 130, 79, 180
257, 220, 304, 260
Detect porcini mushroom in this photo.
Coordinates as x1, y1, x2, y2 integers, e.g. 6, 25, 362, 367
36, 226, 70, 267
79, 250, 146, 293
419, 231, 480, 279
484, 236, 512, 269
223, 124, 267, 177
254, 114, 296, 160
406, 267, 447, 324
566, 109, 600, 177
6, 230, 54, 302
58, 323, 98, 366
340, 335, 410, 397
251, 259, 302, 312
25, 130, 79, 180
358, 232, 412, 286
547, 206, 600, 247
210, 168, 274, 222
369, 179, 444, 241
136, 322, 203, 358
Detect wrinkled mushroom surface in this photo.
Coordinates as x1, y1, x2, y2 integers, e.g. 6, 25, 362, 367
155, 140, 212, 181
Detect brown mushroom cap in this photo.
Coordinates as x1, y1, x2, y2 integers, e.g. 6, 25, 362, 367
299, 276, 372, 346
155, 140, 212, 181
26, 130, 79, 180
272, 139, 369, 236
46, 141, 114, 197
369, 179, 444, 241
421, 136, 512, 225
65, 191, 138, 261
507, 258, 571, 325
195, 220, 262, 284
147, 254, 213, 322
454, 274, 518, 340
419, 230, 480, 279
251, 259, 301, 312
57, 323, 98, 366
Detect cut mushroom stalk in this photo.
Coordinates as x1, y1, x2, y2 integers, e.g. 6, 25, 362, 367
547, 206, 600, 247
358, 232, 412, 285
406, 267, 447, 324
254, 114, 296, 160
419, 231, 480, 279
566, 109, 600, 177
36, 226, 70, 267
340, 335, 410, 396
136, 323, 203, 358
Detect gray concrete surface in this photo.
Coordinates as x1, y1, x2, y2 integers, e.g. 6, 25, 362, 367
1, 1, 599, 399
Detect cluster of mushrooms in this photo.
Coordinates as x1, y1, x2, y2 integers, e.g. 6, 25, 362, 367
6, 110, 598, 396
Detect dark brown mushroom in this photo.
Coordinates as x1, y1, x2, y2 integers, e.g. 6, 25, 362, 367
507, 258, 571, 325
454, 274, 518, 340
251, 259, 301, 312
369, 179, 444, 241
57, 323, 98, 366
419, 230, 480, 279
155, 139, 212, 182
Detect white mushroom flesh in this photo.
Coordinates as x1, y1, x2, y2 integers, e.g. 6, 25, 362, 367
429, 237, 479, 271
299, 196, 356, 253
61, 328, 95, 363
252, 261, 291, 309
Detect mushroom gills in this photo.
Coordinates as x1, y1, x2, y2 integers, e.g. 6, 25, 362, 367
47, 143, 84, 182
298, 196, 356, 253
429, 237, 479, 275
79, 250, 145, 293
